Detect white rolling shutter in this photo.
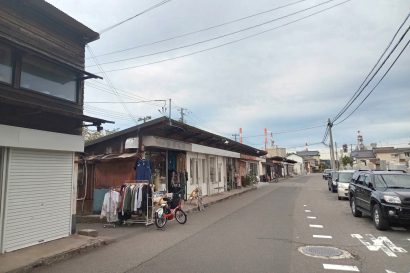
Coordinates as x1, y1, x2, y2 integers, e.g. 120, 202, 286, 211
3, 148, 73, 252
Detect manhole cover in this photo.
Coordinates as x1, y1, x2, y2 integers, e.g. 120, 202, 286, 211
298, 246, 352, 259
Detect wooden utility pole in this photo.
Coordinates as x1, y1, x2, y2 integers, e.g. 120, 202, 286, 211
328, 118, 336, 170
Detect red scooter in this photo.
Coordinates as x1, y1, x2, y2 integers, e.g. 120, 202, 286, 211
155, 191, 187, 228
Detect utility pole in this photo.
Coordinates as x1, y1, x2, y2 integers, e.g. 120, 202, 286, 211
232, 133, 239, 141
178, 107, 187, 123
138, 116, 151, 123
328, 118, 336, 170
168, 98, 172, 125
335, 142, 339, 170
239, 128, 243, 144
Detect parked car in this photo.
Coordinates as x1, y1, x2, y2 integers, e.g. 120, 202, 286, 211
336, 170, 355, 200
323, 169, 333, 180
327, 171, 338, 193
349, 170, 410, 230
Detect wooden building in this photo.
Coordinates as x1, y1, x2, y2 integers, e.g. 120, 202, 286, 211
0, 0, 108, 253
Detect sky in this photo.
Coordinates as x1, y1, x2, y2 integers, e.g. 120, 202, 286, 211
47, 0, 410, 156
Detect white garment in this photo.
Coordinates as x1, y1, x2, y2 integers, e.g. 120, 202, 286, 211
101, 190, 120, 222
137, 186, 143, 209
133, 187, 138, 211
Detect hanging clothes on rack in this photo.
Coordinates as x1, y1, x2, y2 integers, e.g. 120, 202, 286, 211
100, 190, 120, 222
134, 158, 152, 181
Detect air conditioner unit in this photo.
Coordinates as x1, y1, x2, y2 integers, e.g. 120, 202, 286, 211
125, 137, 139, 150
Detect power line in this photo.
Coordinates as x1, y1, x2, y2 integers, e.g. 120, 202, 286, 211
241, 124, 326, 139
88, 0, 314, 59
335, 38, 410, 125
332, 13, 410, 123
86, 45, 139, 124
94, 0, 351, 73
85, 81, 166, 108
98, 0, 172, 34
88, 0, 341, 68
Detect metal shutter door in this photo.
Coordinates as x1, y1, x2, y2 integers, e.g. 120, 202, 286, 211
3, 148, 73, 252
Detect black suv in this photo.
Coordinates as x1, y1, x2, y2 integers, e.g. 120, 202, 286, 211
349, 170, 410, 230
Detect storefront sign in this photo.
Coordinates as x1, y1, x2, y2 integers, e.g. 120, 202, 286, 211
143, 136, 192, 151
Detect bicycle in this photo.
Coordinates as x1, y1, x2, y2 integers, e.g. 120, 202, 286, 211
188, 186, 205, 211
155, 190, 187, 228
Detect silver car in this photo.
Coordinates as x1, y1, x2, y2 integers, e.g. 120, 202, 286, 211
336, 170, 355, 200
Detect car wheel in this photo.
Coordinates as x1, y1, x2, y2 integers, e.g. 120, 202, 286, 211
350, 197, 362, 217
338, 196, 341, 200
373, 204, 389, 230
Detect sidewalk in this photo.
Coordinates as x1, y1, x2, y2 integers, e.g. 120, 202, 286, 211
0, 185, 256, 273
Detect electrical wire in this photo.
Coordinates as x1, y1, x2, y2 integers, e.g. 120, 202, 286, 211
85, 81, 166, 108
88, 0, 341, 68
89, 0, 311, 59
99, 0, 172, 34
241, 124, 326, 139
332, 13, 410, 123
334, 38, 410, 125
94, 0, 351, 73
86, 45, 139, 124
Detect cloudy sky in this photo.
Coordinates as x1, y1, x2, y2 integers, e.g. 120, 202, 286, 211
48, 0, 410, 156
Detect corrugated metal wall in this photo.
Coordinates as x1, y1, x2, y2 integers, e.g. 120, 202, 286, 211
94, 159, 135, 188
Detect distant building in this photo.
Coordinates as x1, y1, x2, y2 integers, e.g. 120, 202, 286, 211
373, 147, 410, 171
296, 150, 320, 173
286, 154, 305, 175
350, 150, 376, 169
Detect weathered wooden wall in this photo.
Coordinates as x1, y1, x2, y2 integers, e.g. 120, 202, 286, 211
0, 1, 86, 69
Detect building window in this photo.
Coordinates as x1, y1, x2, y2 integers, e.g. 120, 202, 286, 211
0, 44, 12, 84
21, 55, 78, 102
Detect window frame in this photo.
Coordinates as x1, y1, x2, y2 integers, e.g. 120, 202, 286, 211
0, 40, 82, 105
0, 43, 16, 86
19, 53, 80, 103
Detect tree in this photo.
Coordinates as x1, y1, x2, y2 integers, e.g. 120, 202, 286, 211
341, 155, 353, 167
83, 127, 120, 143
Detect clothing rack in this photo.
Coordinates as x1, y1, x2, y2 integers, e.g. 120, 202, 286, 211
122, 180, 154, 226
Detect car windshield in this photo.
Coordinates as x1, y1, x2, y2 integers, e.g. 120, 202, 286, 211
338, 173, 353, 183
375, 174, 410, 189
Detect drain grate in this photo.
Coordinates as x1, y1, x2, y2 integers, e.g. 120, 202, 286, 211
298, 246, 352, 259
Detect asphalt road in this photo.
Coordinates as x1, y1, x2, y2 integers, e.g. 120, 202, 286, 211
34, 174, 410, 273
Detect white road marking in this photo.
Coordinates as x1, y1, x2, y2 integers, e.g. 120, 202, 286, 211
385, 270, 397, 273
323, 264, 359, 271
309, 224, 324, 228
307, 216, 317, 219
351, 234, 407, 257
313, 235, 332, 239
303, 205, 307, 207
304, 210, 311, 212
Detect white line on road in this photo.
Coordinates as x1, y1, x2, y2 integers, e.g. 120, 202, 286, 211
307, 216, 317, 219
313, 235, 332, 239
309, 224, 324, 228
323, 264, 359, 271
303, 205, 307, 207
305, 210, 311, 212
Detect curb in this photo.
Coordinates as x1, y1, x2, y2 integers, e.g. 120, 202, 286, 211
185, 186, 257, 213
7, 237, 114, 273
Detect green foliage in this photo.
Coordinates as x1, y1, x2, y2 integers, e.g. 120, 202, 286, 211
83, 127, 120, 143
341, 155, 353, 167
243, 174, 257, 187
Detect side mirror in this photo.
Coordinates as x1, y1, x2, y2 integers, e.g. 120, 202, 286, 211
368, 182, 374, 189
